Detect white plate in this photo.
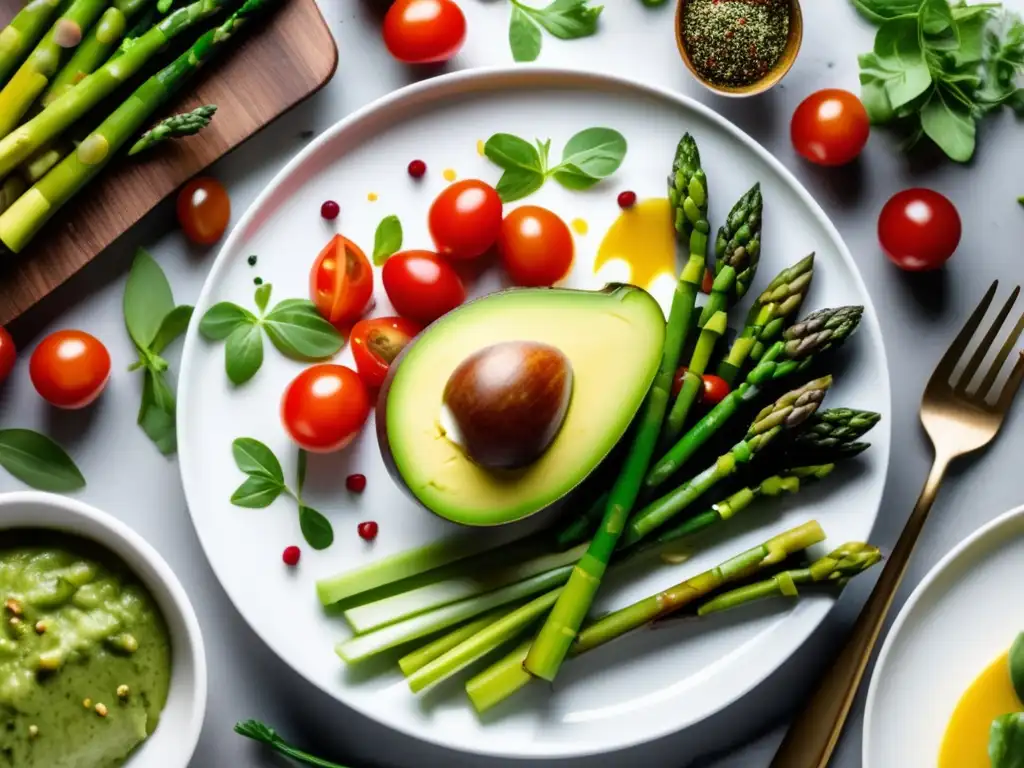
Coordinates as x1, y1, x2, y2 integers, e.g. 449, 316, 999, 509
177, 67, 891, 759
864, 505, 1024, 768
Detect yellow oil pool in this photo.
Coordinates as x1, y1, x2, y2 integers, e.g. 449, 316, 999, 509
940, 651, 1022, 768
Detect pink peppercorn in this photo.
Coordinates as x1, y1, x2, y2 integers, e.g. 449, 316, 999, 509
320, 200, 340, 220
408, 159, 427, 178
357, 521, 379, 541
346, 474, 367, 493
617, 190, 637, 209
282, 546, 301, 566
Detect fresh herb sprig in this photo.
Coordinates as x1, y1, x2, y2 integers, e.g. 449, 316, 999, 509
372, 215, 403, 266
230, 438, 333, 550
484, 127, 627, 202
235, 720, 350, 767
855, 0, 1024, 162
199, 284, 343, 385
124, 249, 194, 455
0, 429, 85, 491
508, 0, 603, 63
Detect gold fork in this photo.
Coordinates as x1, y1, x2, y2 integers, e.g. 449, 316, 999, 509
770, 280, 1024, 768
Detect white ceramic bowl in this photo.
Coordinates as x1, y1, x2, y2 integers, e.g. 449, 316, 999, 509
0, 491, 206, 767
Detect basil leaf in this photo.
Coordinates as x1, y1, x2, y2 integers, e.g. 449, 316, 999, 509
990, 713, 1024, 768
866, 22, 932, 109
556, 127, 626, 179
0, 429, 85, 492
860, 76, 896, 123
263, 300, 343, 360
920, 86, 976, 161
150, 305, 194, 355
509, 6, 542, 62
514, 0, 602, 40
231, 476, 285, 508
138, 369, 177, 455
1009, 632, 1024, 704
200, 302, 256, 340
372, 215, 403, 266
123, 249, 175, 349
296, 448, 307, 497
299, 505, 334, 550
232, 437, 284, 483
485, 133, 545, 173
851, 0, 921, 24
254, 283, 272, 315
495, 167, 546, 202
919, 0, 955, 37
951, 10, 992, 67
552, 163, 601, 191
225, 324, 264, 384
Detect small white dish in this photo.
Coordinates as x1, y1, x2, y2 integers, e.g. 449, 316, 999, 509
864, 504, 1024, 768
0, 491, 207, 768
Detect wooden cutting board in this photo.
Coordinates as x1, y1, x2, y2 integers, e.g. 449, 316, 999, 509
0, 0, 337, 326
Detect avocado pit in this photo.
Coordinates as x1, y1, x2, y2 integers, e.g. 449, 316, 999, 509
441, 341, 573, 470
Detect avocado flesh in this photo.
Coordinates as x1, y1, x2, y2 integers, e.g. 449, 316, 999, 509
381, 284, 666, 526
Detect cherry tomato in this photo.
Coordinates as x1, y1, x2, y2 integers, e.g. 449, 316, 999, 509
176, 177, 231, 245
499, 205, 574, 287
878, 188, 961, 271
0, 327, 15, 385
281, 364, 371, 453
670, 368, 730, 405
700, 269, 714, 294
310, 234, 374, 328
428, 179, 503, 260
383, 0, 466, 64
382, 250, 466, 324
791, 89, 870, 167
29, 330, 110, 409
350, 316, 422, 388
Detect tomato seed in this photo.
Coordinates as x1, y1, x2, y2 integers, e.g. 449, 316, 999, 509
346, 473, 367, 493
282, 546, 301, 566
617, 191, 637, 209
357, 521, 379, 541
320, 200, 340, 220
408, 159, 427, 178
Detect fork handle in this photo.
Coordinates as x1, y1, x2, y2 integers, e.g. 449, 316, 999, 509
769, 455, 950, 768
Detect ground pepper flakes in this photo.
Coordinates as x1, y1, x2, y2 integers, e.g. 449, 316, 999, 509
683, 0, 789, 87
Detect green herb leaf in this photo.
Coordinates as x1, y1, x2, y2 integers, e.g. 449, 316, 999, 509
919, 0, 955, 38
231, 476, 285, 508
232, 438, 284, 483
990, 713, 1024, 768
850, 0, 921, 24
484, 133, 545, 173
920, 86, 976, 161
1009, 632, 1024, 705
299, 506, 334, 550
200, 302, 256, 340
254, 282, 272, 315
372, 215, 403, 266
513, 0, 603, 40
150, 305, 194, 355
137, 369, 177, 455
124, 249, 175, 349
859, 75, 896, 123
870, 20, 932, 109
551, 163, 602, 191
0, 429, 85, 492
296, 449, 308, 497
495, 167, 546, 202
553, 127, 627, 180
509, 5, 543, 62
263, 299, 344, 360
225, 324, 264, 384
234, 720, 352, 768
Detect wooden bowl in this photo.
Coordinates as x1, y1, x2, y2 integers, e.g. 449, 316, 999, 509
675, 0, 803, 97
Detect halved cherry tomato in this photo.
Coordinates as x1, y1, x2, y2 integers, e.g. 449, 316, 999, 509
791, 89, 870, 167
0, 327, 15, 385
701, 269, 714, 294
176, 177, 231, 245
30, 330, 110, 409
429, 179, 503, 260
281, 364, 371, 453
383, 0, 466, 64
499, 205, 574, 287
671, 368, 730, 406
878, 188, 961, 271
310, 234, 374, 328
351, 316, 422, 388
382, 250, 466, 324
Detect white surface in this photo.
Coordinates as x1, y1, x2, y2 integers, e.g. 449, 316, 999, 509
0, 492, 206, 768
176, 68, 891, 759
864, 505, 1024, 768
0, 1, 1023, 766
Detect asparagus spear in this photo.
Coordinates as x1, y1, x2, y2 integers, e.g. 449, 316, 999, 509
716, 253, 815, 386
0, 0, 234, 180
0, 176, 25, 215
398, 608, 508, 676
128, 103, 215, 154
696, 542, 882, 615
466, 521, 826, 713
0, 0, 110, 141
781, 407, 880, 466
0, 0, 64, 88
522, 136, 710, 683
646, 305, 864, 489
0, 0, 271, 255
621, 375, 831, 547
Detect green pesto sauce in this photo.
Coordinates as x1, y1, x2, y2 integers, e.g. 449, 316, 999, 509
0, 532, 172, 767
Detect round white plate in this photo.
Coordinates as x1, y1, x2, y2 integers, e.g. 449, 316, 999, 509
864, 505, 1024, 768
178, 67, 891, 759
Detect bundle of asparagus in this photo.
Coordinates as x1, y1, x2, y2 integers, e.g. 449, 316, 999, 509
0, 0, 277, 253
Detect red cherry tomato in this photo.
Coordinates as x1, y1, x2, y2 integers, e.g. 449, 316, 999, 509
350, 316, 422, 388
176, 177, 231, 245
878, 188, 961, 271
382, 250, 466, 324
383, 0, 466, 64
29, 330, 110, 409
0, 327, 15, 385
310, 234, 374, 328
670, 368, 730, 405
429, 179, 503, 260
281, 364, 371, 453
791, 89, 870, 167
499, 205, 574, 287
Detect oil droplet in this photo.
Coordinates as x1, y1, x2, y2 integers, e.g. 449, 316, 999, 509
594, 198, 676, 307
476, 140, 485, 156
367, 192, 378, 202
443, 168, 457, 182
571, 218, 588, 235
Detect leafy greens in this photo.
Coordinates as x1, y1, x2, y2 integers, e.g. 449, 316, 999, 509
507, 0, 603, 62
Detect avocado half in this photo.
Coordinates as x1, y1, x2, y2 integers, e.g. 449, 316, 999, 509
377, 284, 666, 526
